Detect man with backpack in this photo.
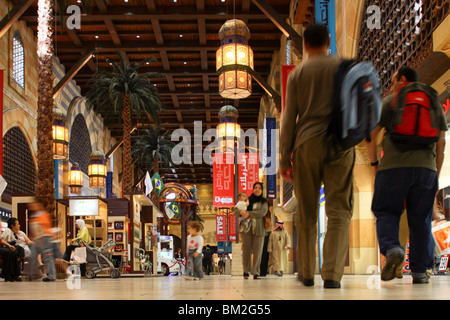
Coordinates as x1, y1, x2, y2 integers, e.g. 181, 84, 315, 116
280, 24, 356, 289
367, 67, 447, 284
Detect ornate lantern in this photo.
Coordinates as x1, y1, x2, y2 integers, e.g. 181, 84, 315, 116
216, 19, 254, 99
68, 162, 83, 194
52, 108, 69, 159
217, 105, 241, 152
217, 105, 241, 139
88, 151, 107, 188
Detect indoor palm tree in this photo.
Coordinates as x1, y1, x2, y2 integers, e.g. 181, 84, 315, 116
35, 0, 91, 213
132, 126, 176, 175
85, 54, 164, 193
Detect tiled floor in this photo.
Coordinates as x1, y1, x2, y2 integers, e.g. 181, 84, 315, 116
2, 273, 450, 300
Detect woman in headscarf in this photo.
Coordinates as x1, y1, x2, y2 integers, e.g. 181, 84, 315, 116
238, 182, 271, 279
62, 219, 91, 275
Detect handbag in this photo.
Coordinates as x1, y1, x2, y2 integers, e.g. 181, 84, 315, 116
71, 246, 87, 264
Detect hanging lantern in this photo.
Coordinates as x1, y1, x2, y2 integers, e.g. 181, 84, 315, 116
217, 105, 241, 152
216, 19, 254, 99
68, 162, 83, 194
52, 108, 69, 160
88, 151, 107, 188
217, 105, 241, 139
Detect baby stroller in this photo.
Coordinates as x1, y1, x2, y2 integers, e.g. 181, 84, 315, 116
81, 240, 121, 279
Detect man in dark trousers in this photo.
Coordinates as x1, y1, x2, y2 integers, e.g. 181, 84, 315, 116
367, 67, 447, 284
202, 245, 213, 275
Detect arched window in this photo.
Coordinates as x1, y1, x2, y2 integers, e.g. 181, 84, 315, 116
2, 127, 36, 203
12, 31, 25, 89
69, 114, 93, 175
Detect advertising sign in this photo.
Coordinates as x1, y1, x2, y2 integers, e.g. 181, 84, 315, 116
216, 215, 227, 242
213, 153, 235, 207
237, 153, 259, 197
228, 214, 236, 241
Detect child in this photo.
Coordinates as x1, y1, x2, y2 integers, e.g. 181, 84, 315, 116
184, 221, 204, 280
235, 192, 254, 234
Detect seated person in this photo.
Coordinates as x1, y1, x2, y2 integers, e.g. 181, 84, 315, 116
62, 219, 91, 276
0, 237, 22, 282
2, 218, 33, 258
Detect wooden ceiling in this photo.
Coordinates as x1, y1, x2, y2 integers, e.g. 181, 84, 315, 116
19, 0, 295, 184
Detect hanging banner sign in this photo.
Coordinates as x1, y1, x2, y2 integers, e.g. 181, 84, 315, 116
282, 65, 296, 112
228, 214, 236, 241
216, 215, 227, 242
315, 0, 337, 56
265, 117, 277, 199
213, 153, 235, 207
0, 69, 4, 175
238, 153, 259, 197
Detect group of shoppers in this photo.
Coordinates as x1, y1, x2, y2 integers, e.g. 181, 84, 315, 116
279, 24, 447, 287
0, 199, 92, 282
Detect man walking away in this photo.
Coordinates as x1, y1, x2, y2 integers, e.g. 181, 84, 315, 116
367, 67, 447, 284
280, 24, 355, 289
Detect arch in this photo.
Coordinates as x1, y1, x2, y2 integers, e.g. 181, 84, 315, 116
69, 113, 93, 175
2, 126, 37, 203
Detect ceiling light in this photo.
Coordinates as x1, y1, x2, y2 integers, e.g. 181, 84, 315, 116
179, 34, 183, 38
95, 35, 99, 39
136, 35, 140, 38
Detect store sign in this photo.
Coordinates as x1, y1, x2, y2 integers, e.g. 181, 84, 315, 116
69, 199, 99, 216
237, 153, 259, 197
265, 117, 277, 199
213, 153, 235, 207
216, 215, 227, 242
0, 206, 12, 223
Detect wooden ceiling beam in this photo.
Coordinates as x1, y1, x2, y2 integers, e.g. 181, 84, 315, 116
0, 0, 35, 38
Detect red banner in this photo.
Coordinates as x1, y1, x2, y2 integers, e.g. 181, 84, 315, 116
216, 215, 227, 242
238, 153, 259, 197
228, 214, 236, 241
0, 69, 3, 175
213, 153, 235, 207
282, 65, 296, 112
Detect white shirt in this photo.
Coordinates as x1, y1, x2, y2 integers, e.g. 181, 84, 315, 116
187, 234, 204, 254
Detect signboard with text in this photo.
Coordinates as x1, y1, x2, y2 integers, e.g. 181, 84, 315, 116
213, 153, 235, 207
237, 153, 259, 197
216, 215, 227, 242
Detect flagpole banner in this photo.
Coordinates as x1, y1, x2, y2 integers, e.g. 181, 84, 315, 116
216, 215, 227, 242
237, 153, 259, 197
228, 214, 236, 241
0, 69, 4, 175
151, 172, 165, 196
213, 153, 235, 207
265, 117, 277, 199
282, 65, 296, 112
315, 0, 337, 56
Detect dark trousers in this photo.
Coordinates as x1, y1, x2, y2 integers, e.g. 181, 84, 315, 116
0, 247, 21, 281
372, 167, 437, 273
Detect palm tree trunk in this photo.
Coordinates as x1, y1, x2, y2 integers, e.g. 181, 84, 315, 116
36, 0, 55, 214
122, 95, 132, 193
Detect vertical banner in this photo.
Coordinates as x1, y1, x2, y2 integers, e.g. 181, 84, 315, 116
265, 117, 277, 199
106, 172, 113, 198
282, 65, 296, 112
237, 153, 259, 197
216, 215, 227, 242
315, 0, 337, 56
0, 69, 3, 175
213, 153, 235, 207
228, 214, 236, 241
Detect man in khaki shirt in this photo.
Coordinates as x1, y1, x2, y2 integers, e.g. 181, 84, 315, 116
280, 24, 355, 289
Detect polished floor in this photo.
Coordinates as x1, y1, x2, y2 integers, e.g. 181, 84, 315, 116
1, 273, 449, 301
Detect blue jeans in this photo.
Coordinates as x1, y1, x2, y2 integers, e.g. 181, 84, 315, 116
372, 167, 437, 273
31, 236, 56, 280
185, 250, 203, 279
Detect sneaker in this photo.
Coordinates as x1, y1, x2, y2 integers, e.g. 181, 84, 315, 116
42, 277, 55, 282
381, 247, 405, 281
183, 275, 193, 280
412, 272, 430, 284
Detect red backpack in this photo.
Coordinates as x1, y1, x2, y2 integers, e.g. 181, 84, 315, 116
389, 82, 440, 145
